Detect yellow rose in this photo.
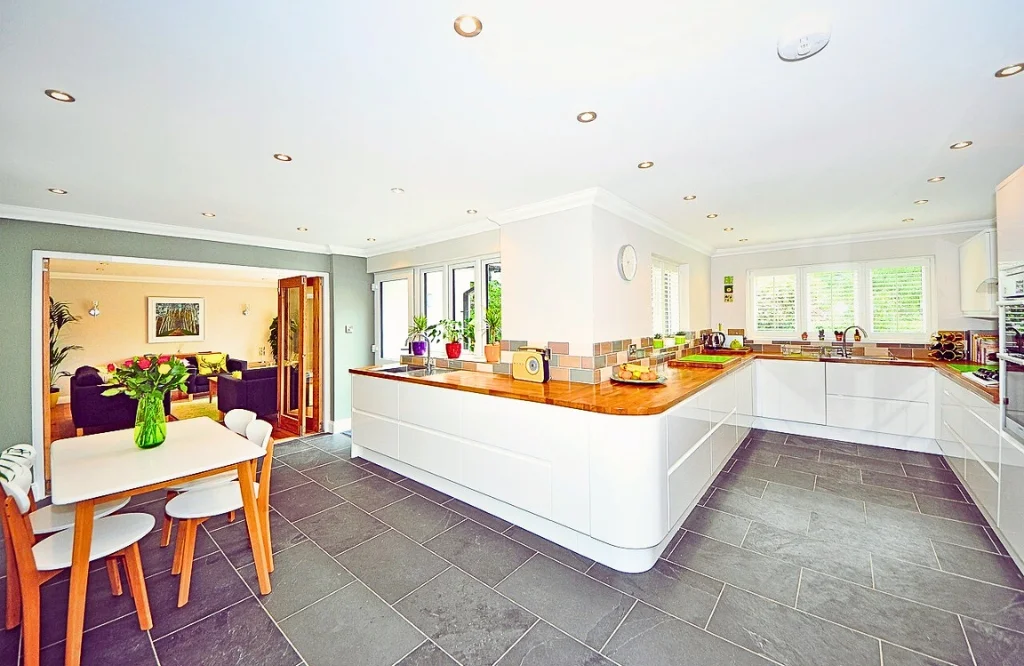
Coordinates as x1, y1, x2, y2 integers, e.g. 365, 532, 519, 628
158, 363, 171, 375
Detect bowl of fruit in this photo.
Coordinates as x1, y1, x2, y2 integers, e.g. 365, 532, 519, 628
611, 363, 666, 385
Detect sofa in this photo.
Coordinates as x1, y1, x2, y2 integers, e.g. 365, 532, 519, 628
216, 366, 301, 419
177, 354, 247, 399
69, 366, 172, 436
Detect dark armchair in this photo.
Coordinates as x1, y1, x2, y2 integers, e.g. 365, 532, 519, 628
69, 366, 171, 436
179, 354, 247, 399
216, 366, 278, 418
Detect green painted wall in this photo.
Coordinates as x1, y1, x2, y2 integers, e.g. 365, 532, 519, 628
0, 218, 372, 449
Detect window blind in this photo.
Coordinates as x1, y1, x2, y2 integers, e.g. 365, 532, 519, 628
652, 258, 680, 336
752, 273, 797, 333
806, 269, 857, 333
870, 265, 925, 334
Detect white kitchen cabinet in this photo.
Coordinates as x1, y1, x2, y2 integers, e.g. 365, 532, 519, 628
826, 363, 933, 403
959, 229, 997, 318
826, 395, 934, 438
998, 433, 1024, 562
938, 379, 967, 476
965, 445, 999, 522
824, 364, 935, 438
997, 165, 1024, 264
351, 411, 399, 458
755, 360, 826, 425
735, 365, 754, 442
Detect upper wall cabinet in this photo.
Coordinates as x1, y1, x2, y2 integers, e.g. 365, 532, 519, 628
959, 230, 997, 318
997, 165, 1024, 264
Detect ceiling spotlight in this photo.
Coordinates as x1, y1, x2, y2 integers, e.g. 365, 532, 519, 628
466, 209, 478, 215
723, 227, 734, 232
454, 15, 483, 37
273, 153, 293, 162
949, 141, 973, 150
201, 212, 216, 218
995, 63, 1024, 78
296, 226, 308, 232
902, 218, 915, 223
576, 111, 597, 123
367, 237, 376, 242
47, 188, 68, 195
44, 89, 75, 103
706, 213, 719, 219
391, 187, 405, 194
683, 195, 697, 201
927, 176, 945, 183
738, 238, 749, 242
637, 161, 654, 169
914, 199, 929, 205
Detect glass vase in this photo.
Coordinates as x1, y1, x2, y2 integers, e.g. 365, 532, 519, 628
134, 392, 167, 449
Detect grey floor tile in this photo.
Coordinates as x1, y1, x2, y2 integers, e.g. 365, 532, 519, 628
292, 502, 390, 556
960, 616, 1024, 666
397, 477, 455, 504
728, 457, 816, 490
424, 519, 535, 586
395, 641, 459, 666
742, 439, 819, 460
497, 554, 633, 650
337, 530, 449, 603
269, 481, 345, 522
504, 526, 595, 572
443, 498, 513, 532
813, 475, 919, 511
495, 621, 615, 666
932, 540, 1024, 590
703, 486, 810, 534
587, 558, 722, 627
763, 481, 867, 523
915, 494, 986, 525
359, 460, 408, 483
264, 464, 310, 494
146, 552, 252, 639
604, 601, 772, 666
880, 642, 959, 666
39, 614, 158, 666
207, 509, 307, 569
282, 582, 423, 666
137, 524, 220, 576
276, 447, 339, 471
239, 540, 354, 620
796, 569, 973, 666
986, 527, 1012, 556
863, 470, 966, 501
396, 568, 536, 666
709, 470, 768, 498
785, 434, 861, 455
856, 445, 948, 469
819, 449, 907, 475
732, 447, 783, 466
299, 459, 370, 489
333, 474, 412, 512
153, 597, 301, 666
741, 521, 874, 587
373, 493, 466, 544
708, 585, 880, 666
807, 512, 939, 568
302, 432, 352, 453
872, 555, 1024, 633
681, 505, 751, 546
667, 531, 800, 605
777, 455, 863, 482
696, 486, 716, 506
865, 503, 997, 553
746, 428, 787, 443
902, 463, 960, 485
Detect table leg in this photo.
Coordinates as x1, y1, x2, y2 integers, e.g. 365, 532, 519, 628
236, 462, 271, 594
65, 500, 95, 666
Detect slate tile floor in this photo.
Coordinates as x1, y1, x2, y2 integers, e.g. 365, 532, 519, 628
4, 429, 1024, 665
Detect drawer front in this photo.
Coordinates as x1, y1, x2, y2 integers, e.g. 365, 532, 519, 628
352, 376, 400, 419
668, 436, 712, 527
400, 382, 461, 436
826, 363, 933, 403
398, 424, 462, 483
961, 408, 1000, 480
352, 411, 399, 458
826, 395, 933, 438
461, 440, 552, 519
666, 394, 711, 465
939, 421, 967, 478
711, 420, 738, 473
998, 434, 1024, 561
964, 445, 999, 523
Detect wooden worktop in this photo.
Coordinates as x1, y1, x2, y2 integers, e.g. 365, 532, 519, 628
351, 354, 998, 416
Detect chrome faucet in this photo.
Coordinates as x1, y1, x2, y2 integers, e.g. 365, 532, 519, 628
839, 325, 867, 358
407, 332, 434, 374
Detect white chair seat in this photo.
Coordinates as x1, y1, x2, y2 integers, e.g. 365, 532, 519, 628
31, 513, 155, 571
164, 481, 257, 520
28, 497, 131, 535
168, 471, 238, 493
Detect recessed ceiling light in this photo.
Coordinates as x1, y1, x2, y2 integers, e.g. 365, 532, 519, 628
273, 153, 293, 162
706, 213, 719, 219
738, 238, 749, 243
367, 237, 376, 242
576, 111, 597, 123
949, 141, 973, 150
466, 209, 478, 215
201, 212, 216, 218
723, 227, 734, 232
296, 226, 308, 232
903, 218, 915, 223
637, 161, 654, 169
927, 176, 945, 183
44, 89, 75, 103
391, 187, 405, 194
995, 63, 1024, 78
683, 195, 697, 201
47, 188, 67, 195
454, 15, 483, 37
914, 199, 929, 205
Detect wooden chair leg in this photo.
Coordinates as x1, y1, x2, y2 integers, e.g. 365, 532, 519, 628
75, 428, 83, 437
262, 508, 274, 573
172, 522, 186, 575
19, 574, 41, 666
4, 533, 21, 630
177, 520, 198, 608
122, 543, 153, 631
105, 558, 123, 596
227, 510, 236, 523
160, 491, 178, 547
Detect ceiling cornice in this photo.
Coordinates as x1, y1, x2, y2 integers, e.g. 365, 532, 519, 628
50, 272, 276, 289
357, 218, 500, 258
711, 218, 995, 257
0, 204, 367, 257
590, 189, 715, 256
486, 188, 600, 226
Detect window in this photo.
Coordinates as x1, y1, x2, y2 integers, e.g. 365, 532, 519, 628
451, 265, 476, 352
484, 260, 502, 344
422, 269, 444, 327
651, 257, 680, 336
376, 274, 410, 362
747, 258, 932, 341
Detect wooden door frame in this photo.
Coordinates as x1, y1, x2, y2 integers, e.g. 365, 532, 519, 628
276, 275, 325, 437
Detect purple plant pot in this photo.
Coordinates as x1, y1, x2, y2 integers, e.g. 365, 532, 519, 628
411, 340, 428, 356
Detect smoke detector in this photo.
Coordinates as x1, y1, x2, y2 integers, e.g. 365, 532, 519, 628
777, 17, 831, 61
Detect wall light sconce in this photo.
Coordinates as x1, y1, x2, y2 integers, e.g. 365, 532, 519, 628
88, 301, 101, 317
242, 304, 250, 316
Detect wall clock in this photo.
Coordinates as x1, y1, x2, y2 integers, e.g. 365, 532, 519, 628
617, 244, 637, 281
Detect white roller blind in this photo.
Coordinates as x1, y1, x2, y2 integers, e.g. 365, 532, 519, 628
752, 272, 797, 334
806, 268, 857, 334
652, 257, 680, 336
870, 264, 926, 334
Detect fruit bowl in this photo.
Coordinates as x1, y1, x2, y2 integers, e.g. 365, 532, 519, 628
610, 375, 666, 386
611, 363, 666, 385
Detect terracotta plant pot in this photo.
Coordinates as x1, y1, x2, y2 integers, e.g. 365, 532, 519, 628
484, 343, 501, 364
445, 342, 462, 359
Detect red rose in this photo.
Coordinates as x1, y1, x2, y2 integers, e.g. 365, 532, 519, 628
158, 355, 170, 363
137, 358, 152, 370
107, 363, 116, 372
123, 359, 134, 368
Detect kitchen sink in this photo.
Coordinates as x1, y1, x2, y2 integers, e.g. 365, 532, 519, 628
374, 365, 458, 377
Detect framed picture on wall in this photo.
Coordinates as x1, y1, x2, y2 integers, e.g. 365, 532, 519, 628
148, 297, 205, 343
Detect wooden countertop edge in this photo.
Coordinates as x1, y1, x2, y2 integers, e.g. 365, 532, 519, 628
350, 354, 998, 415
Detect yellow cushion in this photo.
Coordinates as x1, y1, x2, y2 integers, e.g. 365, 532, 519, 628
196, 353, 227, 376
231, 371, 243, 379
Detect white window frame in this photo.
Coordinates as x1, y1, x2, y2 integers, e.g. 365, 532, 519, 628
373, 268, 413, 364
651, 256, 682, 337
746, 256, 935, 343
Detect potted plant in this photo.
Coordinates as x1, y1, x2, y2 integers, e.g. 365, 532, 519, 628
673, 331, 687, 346
430, 320, 465, 359
102, 354, 190, 449
484, 307, 501, 363
408, 315, 430, 356
653, 333, 665, 349
49, 298, 83, 408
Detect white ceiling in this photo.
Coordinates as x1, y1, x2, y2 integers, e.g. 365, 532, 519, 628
1, 0, 1022, 254
50, 258, 288, 284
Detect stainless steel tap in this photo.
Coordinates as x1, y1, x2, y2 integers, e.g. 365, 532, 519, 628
839, 325, 867, 358
407, 332, 435, 374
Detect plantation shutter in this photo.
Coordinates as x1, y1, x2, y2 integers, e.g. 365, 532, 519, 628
752, 272, 797, 334
806, 268, 857, 334
870, 264, 926, 334
652, 257, 680, 336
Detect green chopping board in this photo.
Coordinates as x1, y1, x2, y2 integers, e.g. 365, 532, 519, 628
684, 355, 735, 363
947, 363, 996, 373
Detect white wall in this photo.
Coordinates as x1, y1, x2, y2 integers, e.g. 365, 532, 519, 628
366, 230, 500, 273
710, 229, 995, 338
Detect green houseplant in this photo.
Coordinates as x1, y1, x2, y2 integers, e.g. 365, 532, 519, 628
268, 316, 299, 363
408, 315, 430, 356
102, 354, 189, 449
674, 331, 687, 346
429, 320, 465, 359
49, 298, 83, 407
484, 307, 502, 364
653, 333, 665, 349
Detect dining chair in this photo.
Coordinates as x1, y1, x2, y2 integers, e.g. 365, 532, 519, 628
223, 408, 257, 435
159, 417, 272, 547
1, 469, 154, 666
165, 426, 274, 606
0, 449, 130, 630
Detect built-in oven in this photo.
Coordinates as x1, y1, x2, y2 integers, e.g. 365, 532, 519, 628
999, 264, 1024, 442
1004, 356, 1024, 442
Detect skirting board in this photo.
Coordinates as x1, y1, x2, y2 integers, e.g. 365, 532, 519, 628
753, 417, 942, 455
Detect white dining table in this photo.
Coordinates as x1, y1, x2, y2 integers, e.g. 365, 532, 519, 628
50, 417, 272, 666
